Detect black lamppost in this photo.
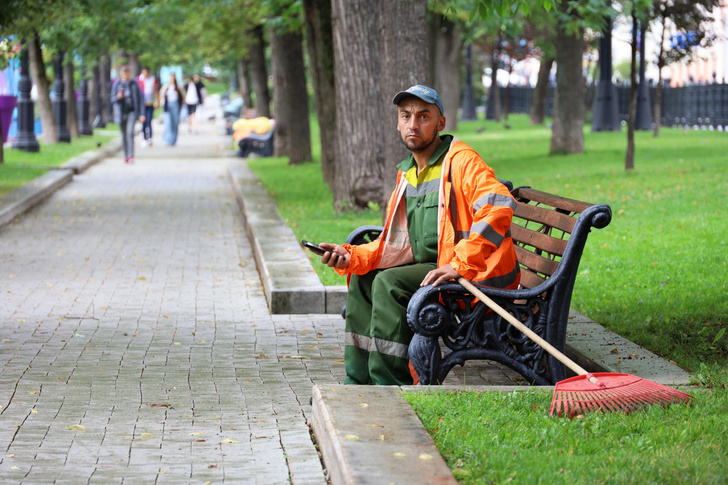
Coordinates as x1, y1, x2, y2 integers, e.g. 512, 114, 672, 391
635, 21, 653, 130
461, 44, 478, 121
105, 57, 113, 122
12, 41, 40, 152
52, 51, 71, 142
77, 64, 93, 135
92, 63, 106, 128
592, 17, 621, 132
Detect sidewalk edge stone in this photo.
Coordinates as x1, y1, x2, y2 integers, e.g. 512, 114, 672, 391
59, 138, 122, 174
227, 159, 326, 314
311, 384, 458, 485
0, 137, 122, 229
0, 169, 74, 228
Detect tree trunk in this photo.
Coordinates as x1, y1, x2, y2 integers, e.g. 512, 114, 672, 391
378, 0, 428, 203
249, 25, 271, 118
303, 0, 337, 186
64, 57, 80, 138
332, 0, 384, 210
88, 77, 96, 122
654, 14, 667, 138
430, 14, 463, 132
625, 10, 638, 170
530, 55, 554, 125
29, 32, 57, 144
127, 52, 141, 77
270, 29, 312, 164
504, 64, 513, 121
237, 58, 253, 110
486, 38, 501, 122
550, 23, 585, 155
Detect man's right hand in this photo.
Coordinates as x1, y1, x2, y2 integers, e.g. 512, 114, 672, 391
318, 243, 350, 270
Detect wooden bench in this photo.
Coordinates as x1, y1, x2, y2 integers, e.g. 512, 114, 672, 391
347, 184, 612, 385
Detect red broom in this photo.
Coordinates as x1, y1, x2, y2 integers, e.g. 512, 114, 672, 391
458, 278, 694, 417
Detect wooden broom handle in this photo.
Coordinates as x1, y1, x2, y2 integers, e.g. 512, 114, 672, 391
458, 278, 591, 378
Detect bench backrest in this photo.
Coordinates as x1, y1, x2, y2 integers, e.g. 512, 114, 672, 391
510, 187, 594, 290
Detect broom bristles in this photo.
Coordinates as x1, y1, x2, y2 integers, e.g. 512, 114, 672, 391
549, 372, 694, 417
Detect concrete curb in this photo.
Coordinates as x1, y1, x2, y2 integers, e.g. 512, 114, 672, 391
0, 169, 74, 228
227, 159, 333, 314
0, 137, 122, 229
59, 138, 122, 174
311, 384, 458, 485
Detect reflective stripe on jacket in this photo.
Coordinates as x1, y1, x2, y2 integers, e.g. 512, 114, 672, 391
338, 137, 520, 289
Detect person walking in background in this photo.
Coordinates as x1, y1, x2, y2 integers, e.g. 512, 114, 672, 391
137, 67, 159, 147
184, 74, 203, 134
193, 74, 207, 122
111, 65, 145, 164
159, 73, 185, 146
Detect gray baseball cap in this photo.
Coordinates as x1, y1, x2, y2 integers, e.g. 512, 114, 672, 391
392, 84, 444, 115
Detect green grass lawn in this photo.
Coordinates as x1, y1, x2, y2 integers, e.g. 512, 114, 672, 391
247, 114, 727, 373
1, 132, 115, 196
404, 370, 728, 484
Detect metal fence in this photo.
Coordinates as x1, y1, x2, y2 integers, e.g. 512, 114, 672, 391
501, 83, 728, 129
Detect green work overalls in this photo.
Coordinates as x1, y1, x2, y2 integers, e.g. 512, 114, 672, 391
344, 136, 452, 385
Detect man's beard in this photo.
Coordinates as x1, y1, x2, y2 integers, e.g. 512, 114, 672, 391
401, 131, 438, 153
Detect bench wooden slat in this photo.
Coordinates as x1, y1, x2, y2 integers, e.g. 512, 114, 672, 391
511, 224, 568, 257
514, 203, 576, 234
515, 245, 560, 277
516, 187, 593, 214
517, 266, 548, 289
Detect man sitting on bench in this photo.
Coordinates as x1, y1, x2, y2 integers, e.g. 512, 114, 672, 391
233, 116, 275, 158
316, 85, 521, 385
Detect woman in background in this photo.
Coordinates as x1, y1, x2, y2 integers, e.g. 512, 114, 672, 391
159, 73, 185, 146
184, 74, 204, 134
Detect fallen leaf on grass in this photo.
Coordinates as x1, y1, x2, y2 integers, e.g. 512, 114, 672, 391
66, 425, 86, 431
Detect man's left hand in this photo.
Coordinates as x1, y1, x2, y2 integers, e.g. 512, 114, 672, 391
421, 264, 460, 287
139, 115, 146, 123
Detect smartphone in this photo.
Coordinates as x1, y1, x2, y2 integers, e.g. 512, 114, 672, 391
301, 240, 327, 256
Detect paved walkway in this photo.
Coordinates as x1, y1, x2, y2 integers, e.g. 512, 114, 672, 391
0, 108, 539, 484
0, 116, 348, 484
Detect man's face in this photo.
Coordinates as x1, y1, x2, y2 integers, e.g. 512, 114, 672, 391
397, 97, 445, 153
121, 69, 131, 81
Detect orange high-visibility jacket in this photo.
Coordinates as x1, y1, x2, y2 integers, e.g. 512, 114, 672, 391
337, 138, 520, 289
